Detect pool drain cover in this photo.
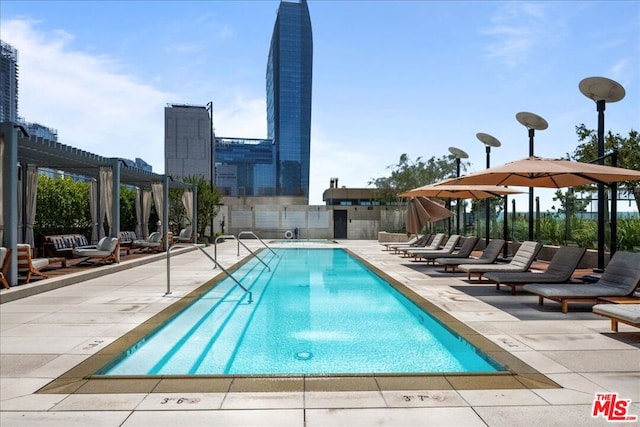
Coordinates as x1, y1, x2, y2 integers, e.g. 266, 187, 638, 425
295, 351, 313, 360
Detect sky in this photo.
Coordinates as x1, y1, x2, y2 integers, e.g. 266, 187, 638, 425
1, 0, 639, 211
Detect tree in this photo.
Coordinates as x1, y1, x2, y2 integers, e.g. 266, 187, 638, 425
168, 175, 221, 241
368, 153, 469, 203
572, 125, 640, 212
119, 186, 138, 232
36, 175, 92, 239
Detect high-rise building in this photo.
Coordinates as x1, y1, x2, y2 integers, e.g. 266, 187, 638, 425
164, 1, 313, 200
164, 104, 213, 181
214, 137, 275, 196
0, 40, 19, 123
266, 0, 313, 200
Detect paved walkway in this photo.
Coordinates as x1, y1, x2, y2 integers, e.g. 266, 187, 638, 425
1, 240, 638, 426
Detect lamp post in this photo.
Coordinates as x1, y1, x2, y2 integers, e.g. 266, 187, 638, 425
476, 133, 501, 246
448, 146, 469, 235
206, 101, 214, 239
579, 77, 625, 272
516, 111, 548, 240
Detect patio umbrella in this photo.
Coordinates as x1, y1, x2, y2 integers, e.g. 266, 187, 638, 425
401, 180, 524, 252
445, 156, 640, 188
406, 197, 454, 235
447, 155, 640, 270
399, 180, 524, 199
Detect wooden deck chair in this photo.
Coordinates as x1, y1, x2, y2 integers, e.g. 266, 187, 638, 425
435, 239, 505, 273
1, 247, 10, 289
524, 251, 640, 313
72, 237, 120, 264
592, 304, 640, 332
17, 244, 50, 283
458, 241, 542, 281
484, 246, 586, 295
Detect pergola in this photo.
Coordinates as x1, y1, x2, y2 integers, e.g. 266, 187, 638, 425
1, 122, 196, 287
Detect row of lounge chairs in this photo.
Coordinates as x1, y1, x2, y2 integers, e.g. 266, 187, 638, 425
380, 234, 640, 326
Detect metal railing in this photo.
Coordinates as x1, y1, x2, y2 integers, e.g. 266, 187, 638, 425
166, 243, 252, 303
237, 231, 277, 256
214, 232, 276, 271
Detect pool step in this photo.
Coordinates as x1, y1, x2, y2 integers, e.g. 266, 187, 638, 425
190, 252, 283, 374
106, 253, 276, 375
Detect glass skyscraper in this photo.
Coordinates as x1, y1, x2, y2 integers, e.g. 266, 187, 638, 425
266, 0, 313, 200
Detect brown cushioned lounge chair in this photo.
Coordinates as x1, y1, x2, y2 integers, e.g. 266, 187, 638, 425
484, 246, 586, 295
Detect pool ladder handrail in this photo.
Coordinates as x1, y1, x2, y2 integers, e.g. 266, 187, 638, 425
213, 232, 276, 271
237, 231, 277, 256
166, 243, 253, 303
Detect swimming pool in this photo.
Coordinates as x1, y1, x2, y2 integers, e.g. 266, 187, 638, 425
101, 248, 503, 376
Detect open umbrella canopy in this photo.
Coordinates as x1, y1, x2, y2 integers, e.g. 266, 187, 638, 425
406, 197, 454, 235
446, 156, 640, 188
400, 179, 524, 200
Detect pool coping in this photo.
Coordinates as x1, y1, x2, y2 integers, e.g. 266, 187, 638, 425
36, 246, 561, 394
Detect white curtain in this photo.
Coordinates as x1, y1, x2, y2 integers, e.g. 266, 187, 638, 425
135, 187, 142, 238
25, 165, 38, 247
17, 166, 23, 243
99, 167, 113, 238
142, 190, 152, 238
152, 182, 163, 231
181, 190, 194, 226
90, 179, 99, 244
0, 136, 3, 243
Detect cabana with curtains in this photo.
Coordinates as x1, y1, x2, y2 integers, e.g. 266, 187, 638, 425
0, 122, 196, 288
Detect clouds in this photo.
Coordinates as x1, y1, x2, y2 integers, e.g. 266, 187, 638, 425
481, 2, 549, 67
2, 18, 174, 171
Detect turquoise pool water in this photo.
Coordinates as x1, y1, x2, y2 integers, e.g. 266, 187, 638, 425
103, 248, 502, 375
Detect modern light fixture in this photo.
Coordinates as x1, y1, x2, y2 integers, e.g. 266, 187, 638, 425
579, 76, 625, 271
448, 146, 469, 235
476, 133, 501, 246
516, 111, 548, 240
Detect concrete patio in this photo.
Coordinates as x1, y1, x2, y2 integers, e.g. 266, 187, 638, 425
1, 239, 638, 426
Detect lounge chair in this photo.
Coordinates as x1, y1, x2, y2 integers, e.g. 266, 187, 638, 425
131, 232, 163, 252
458, 241, 542, 281
413, 236, 480, 265
72, 236, 120, 264
407, 235, 462, 261
523, 251, 640, 313
399, 233, 446, 257
175, 226, 194, 243
592, 304, 640, 332
435, 239, 505, 272
386, 234, 432, 253
484, 246, 586, 295
381, 235, 419, 250
1, 247, 10, 289
17, 244, 50, 283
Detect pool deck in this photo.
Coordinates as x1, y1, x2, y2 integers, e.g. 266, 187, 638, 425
1, 240, 638, 426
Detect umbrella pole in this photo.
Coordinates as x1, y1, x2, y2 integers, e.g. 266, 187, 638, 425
611, 152, 618, 258
596, 99, 606, 272
503, 196, 509, 258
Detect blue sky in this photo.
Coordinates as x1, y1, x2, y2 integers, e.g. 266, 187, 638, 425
1, 0, 639, 210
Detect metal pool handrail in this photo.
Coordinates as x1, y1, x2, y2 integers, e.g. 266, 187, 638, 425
213, 234, 273, 271
237, 231, 277, 256
166, 243, 252, 303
